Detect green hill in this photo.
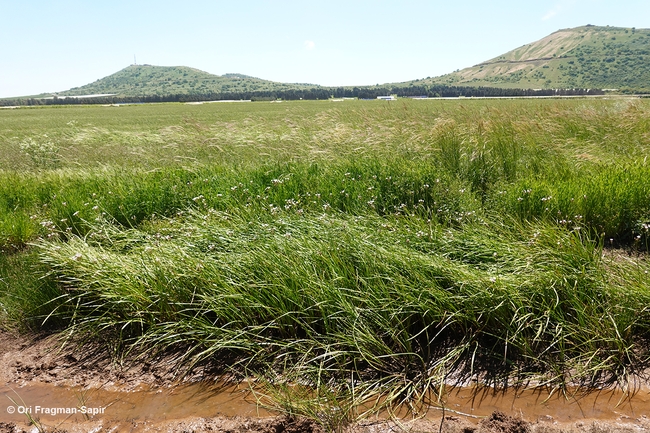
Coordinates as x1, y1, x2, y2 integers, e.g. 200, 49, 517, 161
58, 65, 320, 97
420, 25, 650, 91
10, 25, 650, 103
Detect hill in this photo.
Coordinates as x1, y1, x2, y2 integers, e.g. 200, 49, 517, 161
58, 65, 321, 97
414, 25, 650, 91
6, 25, 648, 104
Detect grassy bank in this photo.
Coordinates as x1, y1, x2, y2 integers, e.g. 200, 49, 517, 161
1, 99, 650, 418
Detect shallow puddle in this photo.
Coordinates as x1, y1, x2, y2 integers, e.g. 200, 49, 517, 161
2, 381, 650, 425
439, 385, 650, 421
1, 382, 268, 424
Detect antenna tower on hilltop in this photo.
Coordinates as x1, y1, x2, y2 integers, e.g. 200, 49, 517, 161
134, 55, 137, 66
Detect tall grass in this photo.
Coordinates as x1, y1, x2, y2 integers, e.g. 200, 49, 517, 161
1, 156, 648, 252
1, 98, 650, 415
2, 99, 649, 250
34, 211, 650, 386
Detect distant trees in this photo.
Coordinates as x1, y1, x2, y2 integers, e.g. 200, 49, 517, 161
0, 86, 614, 107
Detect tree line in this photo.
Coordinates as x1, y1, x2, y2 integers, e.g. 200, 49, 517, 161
0, 85, 605, 106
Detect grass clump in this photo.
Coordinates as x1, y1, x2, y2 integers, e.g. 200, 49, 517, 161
32, 210, 650, 395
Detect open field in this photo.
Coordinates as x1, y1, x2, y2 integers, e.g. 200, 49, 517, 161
1, 98, 650, 430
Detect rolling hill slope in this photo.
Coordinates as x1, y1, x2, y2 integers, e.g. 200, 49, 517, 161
418, 25, 650, 91
8, 25, 650, 104
58, 65, 321, 97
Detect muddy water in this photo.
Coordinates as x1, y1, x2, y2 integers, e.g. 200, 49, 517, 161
439, 385, 650, 421
1, 382, 269, 424
2, 381, 649, 425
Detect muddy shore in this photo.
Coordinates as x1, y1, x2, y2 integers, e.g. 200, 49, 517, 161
1, 330, 650, 433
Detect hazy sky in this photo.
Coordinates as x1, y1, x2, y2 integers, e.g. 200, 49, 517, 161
1, 0, 649, 97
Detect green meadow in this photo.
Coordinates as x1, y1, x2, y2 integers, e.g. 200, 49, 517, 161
1, 99, 649, 419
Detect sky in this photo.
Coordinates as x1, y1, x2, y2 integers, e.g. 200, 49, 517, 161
1, 0, 650, 98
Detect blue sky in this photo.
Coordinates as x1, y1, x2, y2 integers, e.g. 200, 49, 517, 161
1, 0, 649, 97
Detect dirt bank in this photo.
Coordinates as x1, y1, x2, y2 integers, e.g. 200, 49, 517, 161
1, 330, 650, 433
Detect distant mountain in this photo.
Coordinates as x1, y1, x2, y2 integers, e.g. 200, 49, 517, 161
58, 65, 321, 97
7, 25, 649, 104
411, 25, 650, 91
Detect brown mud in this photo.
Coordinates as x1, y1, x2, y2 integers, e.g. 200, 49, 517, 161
1, 330, 650, 433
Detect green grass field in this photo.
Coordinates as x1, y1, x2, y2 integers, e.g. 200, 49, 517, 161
1, 98, 649, 422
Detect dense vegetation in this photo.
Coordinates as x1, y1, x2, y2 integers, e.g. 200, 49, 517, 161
0, 83, 602, 106
1, 99, 649, 422
62, 65, 320, 97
